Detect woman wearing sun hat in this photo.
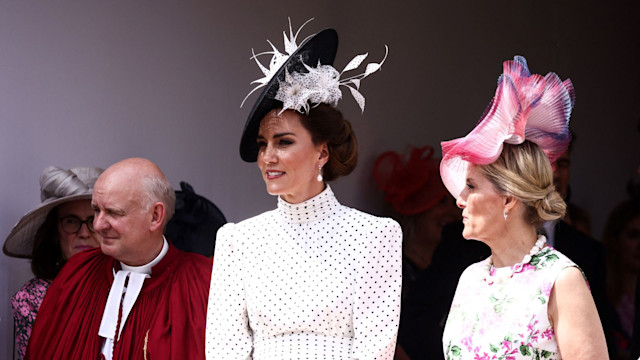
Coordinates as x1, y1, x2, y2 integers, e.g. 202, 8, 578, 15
205, 19, 401, 359
439, 56, 608, 359
4, 166, 103, 360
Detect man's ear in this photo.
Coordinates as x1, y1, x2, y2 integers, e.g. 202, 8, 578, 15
149, 202, 166, 232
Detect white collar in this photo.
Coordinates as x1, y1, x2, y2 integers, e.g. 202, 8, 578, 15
119, 236, 169, 275
99, 236, 169, 359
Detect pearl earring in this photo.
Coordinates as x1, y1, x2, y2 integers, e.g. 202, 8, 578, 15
317, 164, 323, 182
504, 212, 508, 220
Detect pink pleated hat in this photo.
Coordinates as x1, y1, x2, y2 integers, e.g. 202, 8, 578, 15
440, 56, 574, 199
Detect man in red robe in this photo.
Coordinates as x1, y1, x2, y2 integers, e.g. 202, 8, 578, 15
25, 158, 213, 360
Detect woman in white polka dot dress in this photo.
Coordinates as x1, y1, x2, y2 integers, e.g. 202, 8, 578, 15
205, 20, 402, 360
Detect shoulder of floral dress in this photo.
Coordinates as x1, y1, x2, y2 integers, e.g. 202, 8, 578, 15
11, 277, 49, 310
24, 277, 50, 290
533, 247, 580, 272
459, 257, 491, 279
538, 247, 586, 283
14, 277, 49, 296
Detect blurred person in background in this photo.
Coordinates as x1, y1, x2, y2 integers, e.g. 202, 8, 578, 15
603, 182, 640, 359
164, 181, 227, 259
3, 166, 103, 360
373, 145, 460, 359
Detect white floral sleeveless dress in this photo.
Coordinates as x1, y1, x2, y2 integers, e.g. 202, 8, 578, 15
442, 245, 581, 360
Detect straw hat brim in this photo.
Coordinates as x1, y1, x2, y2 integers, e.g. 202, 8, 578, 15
3, 193, 93, 258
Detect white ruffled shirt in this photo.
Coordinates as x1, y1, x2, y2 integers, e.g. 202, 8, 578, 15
206, 186, 402, 359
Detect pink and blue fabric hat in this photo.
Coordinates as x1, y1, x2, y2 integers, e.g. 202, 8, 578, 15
439, 56, 574, 199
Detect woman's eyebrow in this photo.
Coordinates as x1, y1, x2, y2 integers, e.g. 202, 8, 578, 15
257, 132, 295, 139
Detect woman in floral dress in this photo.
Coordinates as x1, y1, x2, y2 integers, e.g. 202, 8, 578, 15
3, 166, 102, 359
439, 56, 608, 359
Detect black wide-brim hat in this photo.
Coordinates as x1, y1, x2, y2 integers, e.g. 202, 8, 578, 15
239, 28, 339, 162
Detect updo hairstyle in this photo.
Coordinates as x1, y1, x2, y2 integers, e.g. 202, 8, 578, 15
479, 140, 566, 228
299, 104, 358, 182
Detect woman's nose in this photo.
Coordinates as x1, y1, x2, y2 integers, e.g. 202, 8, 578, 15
456, 196, 465, 209
262, 145, 277, 163
77, 222, 92, 237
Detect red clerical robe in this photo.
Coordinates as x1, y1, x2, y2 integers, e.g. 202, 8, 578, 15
25, 243, 212, 360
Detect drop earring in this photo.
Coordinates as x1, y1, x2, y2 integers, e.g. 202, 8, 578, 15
317, 164, 323, 182
504, 212, 508, 220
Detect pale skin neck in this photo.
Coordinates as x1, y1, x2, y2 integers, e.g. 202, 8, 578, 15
121, 234, 164, 267
281, 182, 326, 204
486, 217, 538, 268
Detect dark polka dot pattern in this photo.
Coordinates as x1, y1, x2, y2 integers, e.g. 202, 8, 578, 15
206, 186, 402, 359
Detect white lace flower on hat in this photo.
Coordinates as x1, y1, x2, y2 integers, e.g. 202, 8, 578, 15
240, 18, 314, 108
241, 18, 388, 114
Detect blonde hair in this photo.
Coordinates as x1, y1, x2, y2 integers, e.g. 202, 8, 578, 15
479, 141, 566, 228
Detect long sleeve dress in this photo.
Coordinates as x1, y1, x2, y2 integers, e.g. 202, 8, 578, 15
206, 186, 402, 360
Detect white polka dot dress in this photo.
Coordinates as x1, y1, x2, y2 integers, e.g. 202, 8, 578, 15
205, 185, 402, 359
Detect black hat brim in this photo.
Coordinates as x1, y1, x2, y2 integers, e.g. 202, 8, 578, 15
239, 28, 339, 162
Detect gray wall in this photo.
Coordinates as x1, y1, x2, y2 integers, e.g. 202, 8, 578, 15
0, 0, 638, 357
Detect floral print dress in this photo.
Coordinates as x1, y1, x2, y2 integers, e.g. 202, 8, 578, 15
442, 245, 580, 360
11, 277, 50, 360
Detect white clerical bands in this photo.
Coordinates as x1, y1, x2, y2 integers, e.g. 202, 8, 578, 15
98, 271, 149, 359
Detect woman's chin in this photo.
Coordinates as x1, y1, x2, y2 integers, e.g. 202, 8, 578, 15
265, 187, 284, 196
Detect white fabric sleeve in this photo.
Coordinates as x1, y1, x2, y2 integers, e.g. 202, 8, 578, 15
351, 218, 403, 360
205, 223, 253, 360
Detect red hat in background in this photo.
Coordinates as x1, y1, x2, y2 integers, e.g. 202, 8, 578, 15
374, 145, 447, 215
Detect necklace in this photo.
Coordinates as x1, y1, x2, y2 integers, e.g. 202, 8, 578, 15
483, 235, 547, 285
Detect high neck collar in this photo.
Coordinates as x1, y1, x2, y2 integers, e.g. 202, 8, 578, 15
119, 236, 169, 276
277, 185, 340, 224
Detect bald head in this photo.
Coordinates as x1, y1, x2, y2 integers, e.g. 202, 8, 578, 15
92, 158, 175, 265
97, 158, 175, 223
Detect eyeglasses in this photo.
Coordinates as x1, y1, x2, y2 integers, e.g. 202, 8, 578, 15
59, 216, 95, 234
